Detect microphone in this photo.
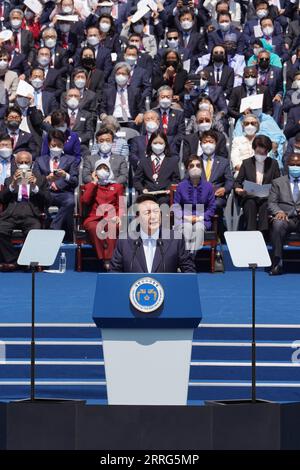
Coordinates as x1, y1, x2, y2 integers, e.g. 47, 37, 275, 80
130, 238, 141, 272
157, 239, 166, 273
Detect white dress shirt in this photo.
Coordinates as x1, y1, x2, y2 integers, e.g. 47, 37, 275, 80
113, 86, 131, 120
141, 228, 159, 273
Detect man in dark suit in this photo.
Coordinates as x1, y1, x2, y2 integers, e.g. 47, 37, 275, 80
176, 9, 206, 57
8, 50, 30, 76
40, 27, 69, 71
127, 33, 154, 76
0, 150, 50, 270
155, 28, 191, 66
60, 68, 98, 118
8, 9, 35, 64
203, 46, 235, 99
268, 153, 300, 275
284, 105, 300, 140
228, 66, 273, 120
199, 130, 234, 214
242, 1, 282, 44
182, 109, 228, 161
208, 11, 245, 54
34, 130, 79, 241
33, 47, 66, 99
29, 67, 58, 118
83, 27, 113, 80
110, 194, 195, 273
0, 106, 38, 158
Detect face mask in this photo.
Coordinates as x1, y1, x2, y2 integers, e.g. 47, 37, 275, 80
293, 80, 300, 89
244, 77, 257, 88
124, 55, 137, 66
199, 79, 208, 89
201, 143, 215, 155
145, 121, 159, 133
253, 47, 262, 57
151, 143, 165, 155
25, 10, 35, 20
99, 21, 111, 33
213, 53, 225, 63
74, 79, 86, 89
82, 57, 95, 69
167, 39, 178, 48
38, 56, 50, 67
59, 23, 71, 33
259, 58, 270, 70
99, 142, 112, 154
62, 6, 73, 13
181, 20, 193, 31
219, 22, 230, 32
18, 163, 31, 171
159, 98, 172, 109
189, 167, 202, 178
50, 147, 63, 158
67, 97, 79, 109
288, 166, 300, 178
255, 153, 267, 163
294, 147, 300, 154
198, 122, 212, 132
244, 124, 257, 136
31, 78, 44, 89
0, 60, 8, 70
16, 97, 30, 108
44, 38, 56, 48
133, 24, 144, 34
6, 120, 20, 130
0, 148, 12, 159
262, 26, 274, 36
96, 169, 110, 181
198, 102, 210, 111
10, 19, 22, 29
87, 36, 100, 46
115, 74, 128, 86
166, 60, 178, 68
55, 124, 67, 132
256, 9, 268, 18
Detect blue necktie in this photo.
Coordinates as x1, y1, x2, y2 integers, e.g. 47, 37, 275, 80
0, 159, 7, 184
293, 178, 300, 202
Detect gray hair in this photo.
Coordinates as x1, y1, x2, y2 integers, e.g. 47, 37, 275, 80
143, 110, 160, 121
42, 27, 57, 38
157, 85, 173, 96
15, 151, 32, 162
10, 8, 24, 17
114, 62, 131, 74
242, 113, 260, 129
101, 115, 120, 132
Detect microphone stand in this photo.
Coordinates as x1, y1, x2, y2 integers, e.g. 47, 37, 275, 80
130, 239, 141, 272
157, 240, 166, 273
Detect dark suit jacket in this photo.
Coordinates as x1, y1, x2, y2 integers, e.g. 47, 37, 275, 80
201, 155, 234, 196
108, 65, 152, 100
235, 156, 281, 192
268, 174, 300, 217
243, 18, 282, 43
203, 64, 234, 99
100, 84, 145, 120
228, 84, 273, 120
40, 91, 58, 117
20, 30, 35, 64
56, 30, 79, 59
129, 134, 178, 171
152, 68, 188, 97
133, 154, 180, 193
178, 31, 206, 56
0, 124, 38, 159
184, 85, 228, 118
42, 67, 66, 98
86, 68, 105, 104
60, 89, 98, 117
0, 174, 50, 219
9, 51, 30, 76
110, 231, 196, 273
68, 109, 94, 147
284, 106, 300, 139
208, 27, 245, 54
95, 46, 113, 80
154, 107, 185, 152
182, 132, 228, 162
257, 65, 283, 99
34, 153, 79, 192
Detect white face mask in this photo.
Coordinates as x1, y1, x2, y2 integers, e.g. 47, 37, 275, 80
31, 78, 44, 89
38, 56, 50, 67
115, 74, 128, 86
151, 143, 165, 155
99, 142, 112, 154
18, 163, 31, 171
87, 36, 100, 46
189, 167, 202, 178
0, 148, 12, 159
244, 77, 257, 88
167, 38, 179, 48
159, 98, 172, 109
99, 21, 111, 33
198, 102, 210, 111
0, 60, 8, 70
181, 20, 193, 30
199, 79, 208, 89
219, 22, 230, 32
198, 122, 212, 133
50, 147, 63, 158
244, 124, 257, 136
96, 168, 110, 181
10, 19, 22, 29
125, 55, 137, 66
62, 6, 73, 14
201, 143, 216, 155
145, 121, 159, 133
44, 38, 56, 48
255, 153, 267, 163
293, 79, 300, 89
74, 79, 86, 89
256, 9, 268, 18
262, 26, 274, 36
66, 97, 79, 109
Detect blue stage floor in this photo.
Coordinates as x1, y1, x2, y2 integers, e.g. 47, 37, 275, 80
0, 270, 297, 325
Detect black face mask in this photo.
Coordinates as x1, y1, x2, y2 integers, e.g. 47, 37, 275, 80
81, 57, 96, 69
166, 60, 178, 69
213, 53, 225, 63
259, 58, 270, 70
6, 120, 20, 130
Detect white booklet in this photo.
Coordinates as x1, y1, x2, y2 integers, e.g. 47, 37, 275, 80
243, 180, 271, 198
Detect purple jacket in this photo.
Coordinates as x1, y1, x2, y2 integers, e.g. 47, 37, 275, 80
174, 178, 216, 230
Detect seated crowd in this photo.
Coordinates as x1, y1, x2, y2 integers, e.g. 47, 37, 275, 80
0, 0, 300, 275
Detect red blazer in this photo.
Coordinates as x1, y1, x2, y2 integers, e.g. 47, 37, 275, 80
81, 182, 125, 223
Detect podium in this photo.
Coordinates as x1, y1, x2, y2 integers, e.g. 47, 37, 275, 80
93, 273, 202, 406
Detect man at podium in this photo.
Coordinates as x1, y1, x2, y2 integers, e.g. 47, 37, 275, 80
110, 194, 196, 273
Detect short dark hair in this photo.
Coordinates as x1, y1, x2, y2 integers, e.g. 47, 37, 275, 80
178, 7, 194, 20
0, 132, 13, 145
252, 135, 272, 153
51, 110, 70, 127
124, 44, 138, 54
30, 66, 45, 77
48, 129, 65, 145
95, 127, 114, 140
72, 67, 88, 79
185, 155, 203, 170
136, 194, 159, 205
200, 130, 219, 143
166, 28, 179, 36
260, 15, 273, 25
146, 131, 171, 158
5, 106, 22, 119
217, 11, 231, 21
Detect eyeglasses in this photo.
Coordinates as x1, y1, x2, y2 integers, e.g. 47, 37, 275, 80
244, 74, 257, 78
244, 122, 258, 126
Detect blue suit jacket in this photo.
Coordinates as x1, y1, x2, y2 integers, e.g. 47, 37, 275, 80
208, 27, 245, 54
284, 106, 300, 140
243, 18, 282, 43
100, 84, 145, 119
201, 154, 234, 197
153, 107, 185, 152
108, 65, 152, 100
34, 153, 79, 192
184, 85, 228, 118
258, 65, 283, 98
129, 134, 179, 171
41, 130, 81, 163
110, 231, 196, 273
